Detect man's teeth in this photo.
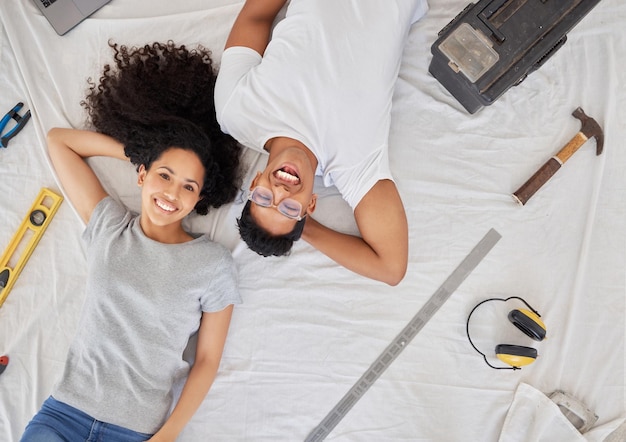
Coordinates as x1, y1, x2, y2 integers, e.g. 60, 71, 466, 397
156, 199, 176, 212
276, 169, 299, 184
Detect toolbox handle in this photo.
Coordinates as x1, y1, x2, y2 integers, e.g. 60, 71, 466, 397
479, 0, 508, 42
534, 36, 568, 69
513, 36, 568, 87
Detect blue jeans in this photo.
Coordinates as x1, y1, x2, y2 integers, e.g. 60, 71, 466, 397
21, 396, 153, 442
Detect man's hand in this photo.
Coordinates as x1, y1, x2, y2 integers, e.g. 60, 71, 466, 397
302, 179, 408, 285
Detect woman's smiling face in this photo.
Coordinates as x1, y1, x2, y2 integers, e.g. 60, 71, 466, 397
138, 147, 205, 238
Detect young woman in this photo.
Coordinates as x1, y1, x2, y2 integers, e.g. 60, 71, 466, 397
20, 42, 242, 441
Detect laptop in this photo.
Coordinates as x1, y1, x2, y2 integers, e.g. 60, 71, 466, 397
32, 0, 112, 36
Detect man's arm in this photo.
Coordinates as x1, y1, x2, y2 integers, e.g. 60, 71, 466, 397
224, 0, 288, 54
302, 180, 409, 286
149, 306, 234, 441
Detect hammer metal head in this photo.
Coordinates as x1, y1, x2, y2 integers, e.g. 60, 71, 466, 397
572, 107, 604, 155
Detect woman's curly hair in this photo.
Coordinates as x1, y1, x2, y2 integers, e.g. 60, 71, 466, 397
81, 41, 242, 215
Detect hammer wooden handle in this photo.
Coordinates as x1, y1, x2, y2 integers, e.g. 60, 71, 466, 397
513, 132, 589, 205
554, 132, 589, 163
512, 158, 561, 205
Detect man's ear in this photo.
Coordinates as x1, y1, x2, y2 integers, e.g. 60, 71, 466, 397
306, 193, 317, 214
249, 171, 262, 190
137, 165, 146, 186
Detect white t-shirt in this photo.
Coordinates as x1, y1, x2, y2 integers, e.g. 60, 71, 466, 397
215, 0, 428, 209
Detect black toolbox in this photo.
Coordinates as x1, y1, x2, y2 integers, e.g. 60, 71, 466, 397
428, 0, 602, 114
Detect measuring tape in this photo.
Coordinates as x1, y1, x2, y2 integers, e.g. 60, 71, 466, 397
0, 188, 63, 308
305, 228, 502, 441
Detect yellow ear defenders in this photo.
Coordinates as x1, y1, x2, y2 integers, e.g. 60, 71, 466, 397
466, 296, 546, 370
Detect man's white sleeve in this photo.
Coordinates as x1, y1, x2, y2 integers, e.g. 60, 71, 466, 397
214, 46, 263, 132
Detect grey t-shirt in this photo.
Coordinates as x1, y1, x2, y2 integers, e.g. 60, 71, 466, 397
53, 197, 241, 434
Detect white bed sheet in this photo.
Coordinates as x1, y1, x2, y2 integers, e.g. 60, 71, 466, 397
0, 0, 625, 441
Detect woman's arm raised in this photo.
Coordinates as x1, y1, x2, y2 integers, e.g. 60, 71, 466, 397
47, 128, 128, 224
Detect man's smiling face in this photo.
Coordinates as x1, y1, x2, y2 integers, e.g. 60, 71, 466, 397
249, 144, 317, 236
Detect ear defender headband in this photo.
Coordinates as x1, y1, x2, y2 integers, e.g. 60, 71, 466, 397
466, 296, 546, 370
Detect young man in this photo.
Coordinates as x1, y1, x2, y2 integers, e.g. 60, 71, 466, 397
215, 0, 428, 285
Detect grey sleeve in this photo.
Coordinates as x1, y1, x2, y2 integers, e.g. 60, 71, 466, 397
200, 249, 241, 312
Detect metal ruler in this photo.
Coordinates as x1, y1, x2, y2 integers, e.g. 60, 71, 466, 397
0, 188, 63, 307
305, 228, 502, 441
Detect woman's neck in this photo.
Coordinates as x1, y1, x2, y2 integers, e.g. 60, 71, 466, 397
139, 217, 194, 244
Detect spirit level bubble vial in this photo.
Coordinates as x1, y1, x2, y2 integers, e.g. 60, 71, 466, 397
0, 188, 63, 307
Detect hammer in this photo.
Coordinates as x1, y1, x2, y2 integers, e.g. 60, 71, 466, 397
513, 107, 604, 206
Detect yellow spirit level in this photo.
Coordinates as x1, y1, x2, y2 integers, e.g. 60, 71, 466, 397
0, 188, 63, 307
